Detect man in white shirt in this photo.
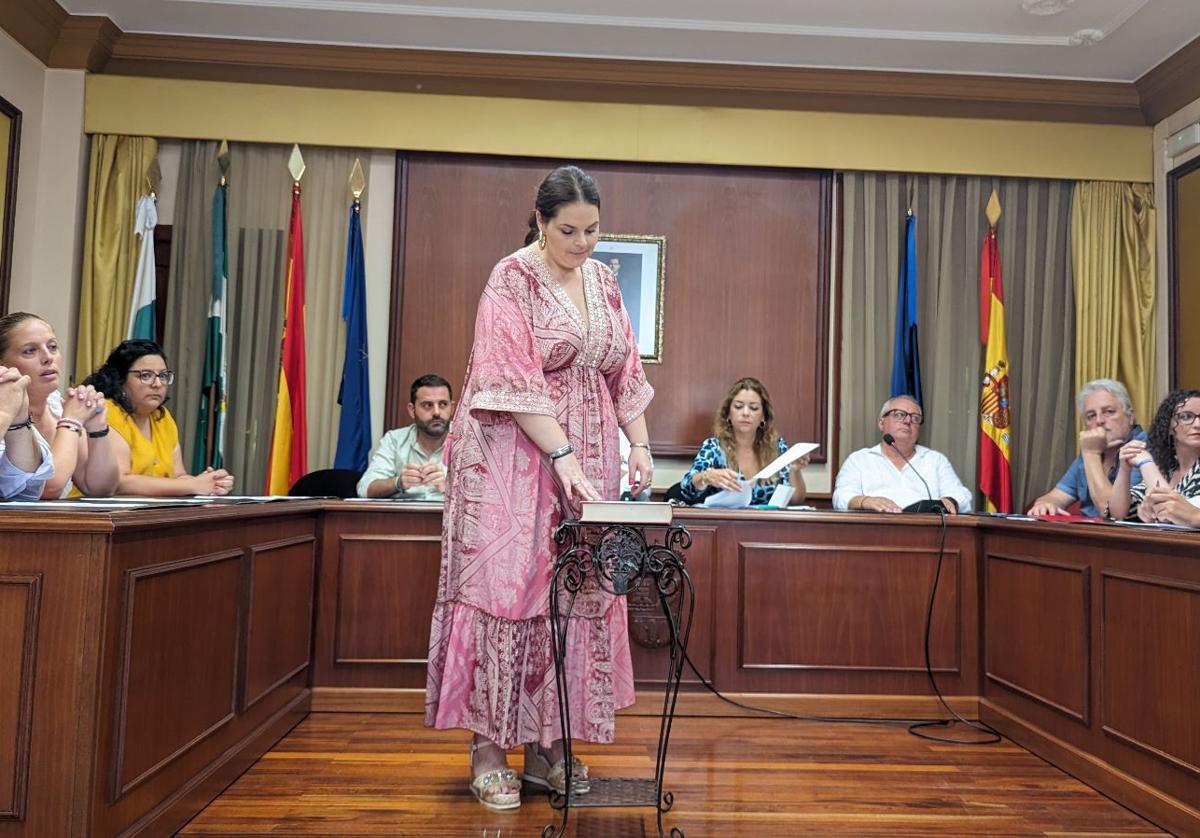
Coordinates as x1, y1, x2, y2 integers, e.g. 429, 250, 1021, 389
832, 394, 972, 514
356, 374, 453, 501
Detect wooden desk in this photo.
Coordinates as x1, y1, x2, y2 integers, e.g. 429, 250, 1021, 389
0, 502, 320, 838
3, 501, 1197, 835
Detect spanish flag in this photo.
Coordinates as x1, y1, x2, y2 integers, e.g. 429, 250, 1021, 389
978, 192, 1012, 513
266, 179, 309, 494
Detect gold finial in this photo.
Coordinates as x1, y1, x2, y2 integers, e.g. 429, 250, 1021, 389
985, 189, 1002, 227
217, 139, 230, 186
288, 144, 306, 184
349, 158, 366, 200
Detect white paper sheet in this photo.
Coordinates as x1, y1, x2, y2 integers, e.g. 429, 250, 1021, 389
751, 442, 819, 481
701, 480, 753, 509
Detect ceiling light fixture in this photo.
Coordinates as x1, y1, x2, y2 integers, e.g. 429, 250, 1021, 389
1021, 0, 1074, 15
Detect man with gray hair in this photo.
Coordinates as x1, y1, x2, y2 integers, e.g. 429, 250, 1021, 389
1028, 378, 1146, 517
833, 394, 972, 514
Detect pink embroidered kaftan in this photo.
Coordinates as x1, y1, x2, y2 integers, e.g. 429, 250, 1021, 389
425, 245, 654, 749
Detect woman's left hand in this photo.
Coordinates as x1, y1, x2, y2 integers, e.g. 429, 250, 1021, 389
627, 447, 653, 497
68, 385, 108, 432
1144, 486, 1200, 526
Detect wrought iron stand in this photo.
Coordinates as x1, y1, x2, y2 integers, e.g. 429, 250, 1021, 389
541, 519, 694, 838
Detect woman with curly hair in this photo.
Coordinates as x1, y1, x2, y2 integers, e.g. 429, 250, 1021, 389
677, 376, 807, 505
84, 339, 235, 496
1110, 388, 1200, 525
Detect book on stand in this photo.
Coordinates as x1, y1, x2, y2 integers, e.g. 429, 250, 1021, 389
579, 501, 673, 525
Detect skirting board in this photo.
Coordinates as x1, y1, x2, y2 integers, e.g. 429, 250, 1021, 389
310, 687, 979, 720
981, 699, 1200, 837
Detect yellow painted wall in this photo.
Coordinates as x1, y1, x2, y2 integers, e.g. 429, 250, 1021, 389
85, 75, 1153, 183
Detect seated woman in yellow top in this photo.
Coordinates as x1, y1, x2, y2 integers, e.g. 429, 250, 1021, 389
84, 339, 235, 496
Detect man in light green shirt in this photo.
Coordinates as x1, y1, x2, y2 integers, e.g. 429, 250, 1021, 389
356, 374, 452, 501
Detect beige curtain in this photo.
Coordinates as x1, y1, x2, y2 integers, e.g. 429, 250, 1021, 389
296, 146, 372, 471
75, 135, 158, 380
841, 173, 1075, 510
224, 143, 292, 494
163, 140, 220, 467
1071, 182, 1157, 424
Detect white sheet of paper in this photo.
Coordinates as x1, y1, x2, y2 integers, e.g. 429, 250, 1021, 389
766, 484, 794, 508
751, 442, 819, 481
701, 479, 753, 509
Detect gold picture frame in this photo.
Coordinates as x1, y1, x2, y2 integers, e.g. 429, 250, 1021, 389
0, 95, 20, 315
593, 233, 667, 364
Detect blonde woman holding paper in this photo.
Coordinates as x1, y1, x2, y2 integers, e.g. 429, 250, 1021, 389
678, 377, 807, 505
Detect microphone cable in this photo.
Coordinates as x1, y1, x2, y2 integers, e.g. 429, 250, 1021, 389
905, 502, 1001, 745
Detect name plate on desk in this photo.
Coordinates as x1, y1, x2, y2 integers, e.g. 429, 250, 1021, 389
579, 501, 673, 525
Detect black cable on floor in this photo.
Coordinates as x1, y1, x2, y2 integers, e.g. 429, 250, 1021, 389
906, 507, 1001, 745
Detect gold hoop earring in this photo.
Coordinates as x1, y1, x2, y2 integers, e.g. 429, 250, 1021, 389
537, 228, 547, 250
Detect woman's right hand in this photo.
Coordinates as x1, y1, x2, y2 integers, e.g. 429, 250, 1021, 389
552, 453, 600, 505
698, 468, 742, 493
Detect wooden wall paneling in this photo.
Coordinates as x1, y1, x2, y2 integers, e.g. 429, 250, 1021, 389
1100, 571, 1200, 782
241, 535, 317, 712
984, 552, 1090, 723
0, 0, 68, 66
737, 543, 959, 671
708, 516, 978, 696
89, 33, 1149, 126
0, 574, 41, 821
391, 153, 832, 458
334, 533, 440, 665
1135, 35, 1200, 126
311, 507, 444, 689
384, 155, 410, 431
109, 550, 244, 801
627, 525, 716, 688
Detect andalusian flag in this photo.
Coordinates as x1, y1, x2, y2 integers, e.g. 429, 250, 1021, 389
127, 194, 157, 340
978, 191, 1013, 513
333, 162, 371, 471
266, 147, 309, 494
193, 142, 230, 473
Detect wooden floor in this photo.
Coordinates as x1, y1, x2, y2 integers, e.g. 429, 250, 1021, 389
180, 712, 1166, 837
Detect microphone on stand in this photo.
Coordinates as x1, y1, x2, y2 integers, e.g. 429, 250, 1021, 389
882, 433, 944, 514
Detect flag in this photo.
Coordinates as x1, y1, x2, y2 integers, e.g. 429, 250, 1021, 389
890, 211, 923, 406
128, 194, 157, 340
979, 212, 1013, 513
333, 196, 371, 470
193, 173, 229, 472
266, 180, 309, 493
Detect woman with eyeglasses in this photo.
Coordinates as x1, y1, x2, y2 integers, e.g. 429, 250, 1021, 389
1109, 389, 1200, 525
0, 311, 119, 497
84, 339, 235, 496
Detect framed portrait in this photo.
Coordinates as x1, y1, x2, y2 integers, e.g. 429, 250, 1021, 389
0, 95, 20, 315
592, 233, 667, 364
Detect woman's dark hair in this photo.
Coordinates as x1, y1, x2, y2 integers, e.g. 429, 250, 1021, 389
1146, 388, 1200, 476
83, 339, 170, 416
523, 166, 601, 246
0, 312, 49, 358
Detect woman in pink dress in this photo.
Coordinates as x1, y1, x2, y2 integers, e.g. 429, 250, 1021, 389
425, 166, 655, 810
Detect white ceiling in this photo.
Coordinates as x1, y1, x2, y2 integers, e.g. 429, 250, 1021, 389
59, 0, 1200, 81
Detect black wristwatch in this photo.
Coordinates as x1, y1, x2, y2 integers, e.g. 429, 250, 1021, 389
88, 427, 110, 438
